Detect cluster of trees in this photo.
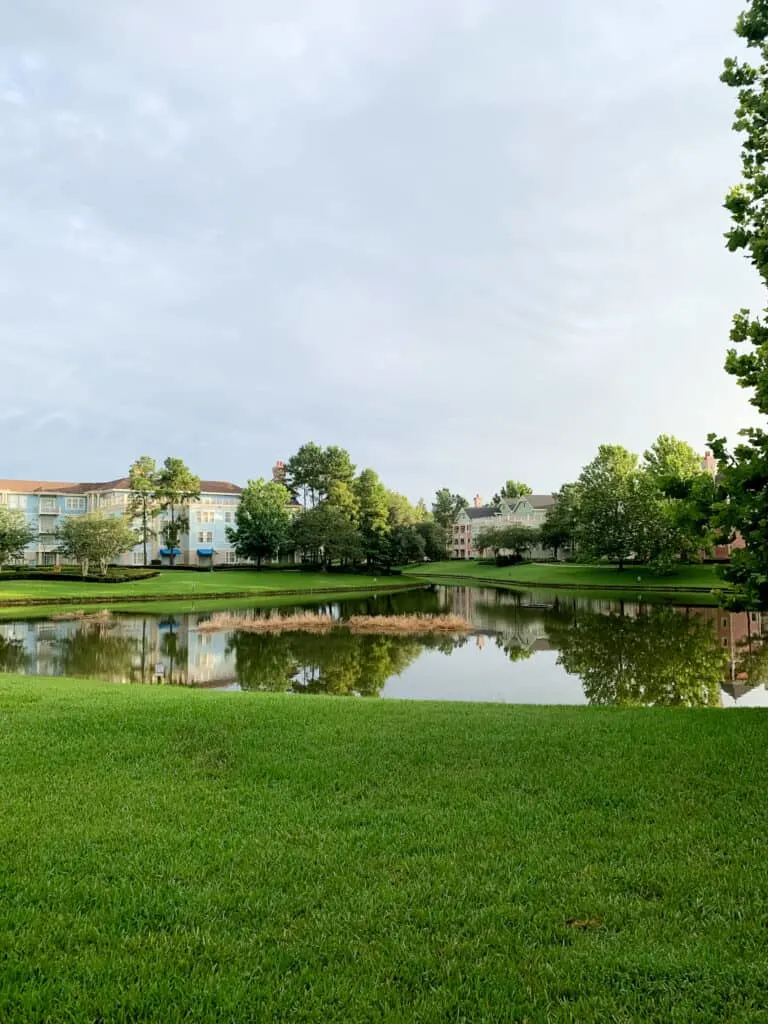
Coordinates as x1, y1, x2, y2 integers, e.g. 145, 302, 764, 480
471, 435, 717, 571
229, 443, 447, 569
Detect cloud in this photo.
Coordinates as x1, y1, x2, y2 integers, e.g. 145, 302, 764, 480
0, 0, 760, 498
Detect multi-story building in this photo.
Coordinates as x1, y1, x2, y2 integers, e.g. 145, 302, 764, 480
0, 477, 243, 567
451, 493, 556, 560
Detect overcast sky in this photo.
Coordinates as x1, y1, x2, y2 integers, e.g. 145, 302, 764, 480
0, 0, 761, 502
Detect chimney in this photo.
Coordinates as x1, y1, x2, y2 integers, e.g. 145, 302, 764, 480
473, 494, 483, 508
702, 451, 717, 475
272, 460, 286, 483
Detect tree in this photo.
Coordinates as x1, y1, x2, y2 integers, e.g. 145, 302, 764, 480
414, 521, 447, 561
285, 443, 356, 509
706, 4, 768, 603
643, 435, 703, 492
353, 469, 390, 563
386, 490, 421, 528
432, 489, 468, 531
0, 506, 34, 569
57, 511, 138, 576
474, 524, 539, 560
154, 457, 201, 566
325, 480, 359, 523
291, 505, 362, 568
491, 480, 532, 507
539, 486, 577, 560
383, 524, 426, 566
128, 456, 159, 567
575, 445, 644, 570
227, 479, 293, 567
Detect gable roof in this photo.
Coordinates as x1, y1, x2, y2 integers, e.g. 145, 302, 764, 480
465, 506, 498, 520
0, 478, 243, 495
511, 494, 555, 510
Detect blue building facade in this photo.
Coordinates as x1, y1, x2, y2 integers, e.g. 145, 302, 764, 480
0, 477, 244, 567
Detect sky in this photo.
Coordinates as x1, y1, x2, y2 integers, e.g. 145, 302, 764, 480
0, 0, 763, 503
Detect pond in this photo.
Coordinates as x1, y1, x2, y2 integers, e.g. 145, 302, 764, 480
1, 585, 766, 707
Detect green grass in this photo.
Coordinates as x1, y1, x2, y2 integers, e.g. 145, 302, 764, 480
0, 569, 418, 607
405, 560, 727, 593
2, 676, 767, 1023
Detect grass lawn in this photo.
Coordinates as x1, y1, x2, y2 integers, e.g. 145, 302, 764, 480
405, 560, 727, 593
2, 676, 767, 1023
0, 569, 418, 607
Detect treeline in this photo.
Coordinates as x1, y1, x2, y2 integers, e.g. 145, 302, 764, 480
473, 435, 719, 570
231, 443, 446, 568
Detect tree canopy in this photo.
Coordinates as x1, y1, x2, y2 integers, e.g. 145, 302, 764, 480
57, 512, 138, 576
227, 479, 293, 566
706, 1, 768, 603
0, 507, 34, 569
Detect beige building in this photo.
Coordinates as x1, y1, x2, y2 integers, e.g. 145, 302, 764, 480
451, 494, 556, 560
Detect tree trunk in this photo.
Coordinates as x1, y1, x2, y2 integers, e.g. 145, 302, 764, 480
81, 558, 89, 577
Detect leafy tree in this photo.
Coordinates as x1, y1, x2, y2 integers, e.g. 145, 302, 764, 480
285, 442, 325, 509
384, 524, 426, 566
0, 506, 34, 569
643, 435, 703, 491
325, 480, 359, 523
432, 489, 468, 531
285, 443, 356, 509
227, 478, 293, 567
474, 524, 539, 560
154, 457, 201, 566
353, 469, 390, 563
128, 456, 159, 567
575, 445, 649, 570
57, 512, 138, 576
414, 521, 447, 561
386, 490, 421, 527
291, 505, 362, 568
539, 488, 576, 560
491, 480, 532, 507
705, 3, 768, 603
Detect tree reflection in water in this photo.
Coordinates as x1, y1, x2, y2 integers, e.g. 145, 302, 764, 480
229, 629, 468, 697
53, 622, 140, 682
0, 635, 28, 673
551, 606, 729, 707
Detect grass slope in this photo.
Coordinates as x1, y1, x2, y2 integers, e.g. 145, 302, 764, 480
0, 569, 417, 607
2, 676, 767, 1023
406, 560, 726, 593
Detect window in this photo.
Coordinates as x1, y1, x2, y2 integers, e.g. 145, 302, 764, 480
198, 531, 213, 544
7, 495, 27, 509
224, 511, 233, 523
132, 551, 144, 565
722, 638, 729, 647
66, 496, 87, 511
199, 510, 215, 524
226, 550, 239, 564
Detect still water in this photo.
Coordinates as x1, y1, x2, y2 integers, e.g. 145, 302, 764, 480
1, 585, 766, 707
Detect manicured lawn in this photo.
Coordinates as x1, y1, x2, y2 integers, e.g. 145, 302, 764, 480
405, 560, 727, 592
0, 569, 417, 606
2, 676, 767, 1023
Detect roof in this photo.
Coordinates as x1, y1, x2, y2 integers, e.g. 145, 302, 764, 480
525, 494, 556, 509
465, 506, 498, 520
461, 495, 556, 520
0, 477, 243, 495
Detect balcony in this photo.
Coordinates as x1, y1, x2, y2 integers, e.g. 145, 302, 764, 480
38, 500, 58, 515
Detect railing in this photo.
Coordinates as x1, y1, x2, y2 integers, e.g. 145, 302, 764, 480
38, 500, 58, 514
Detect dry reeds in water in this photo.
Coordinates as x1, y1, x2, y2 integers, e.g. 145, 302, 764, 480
196, 612, 472, 636
51, 609, 112, 623
197, 611, 337, 634
346, 614, 472, 635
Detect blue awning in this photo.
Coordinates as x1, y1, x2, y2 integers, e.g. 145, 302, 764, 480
197, 548, 216, 556
159, 547, 182, 556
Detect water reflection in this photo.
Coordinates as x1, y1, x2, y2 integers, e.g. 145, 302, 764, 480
1, 585, 767, 706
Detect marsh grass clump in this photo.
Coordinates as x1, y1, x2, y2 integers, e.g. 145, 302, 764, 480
196, 612, 473, 636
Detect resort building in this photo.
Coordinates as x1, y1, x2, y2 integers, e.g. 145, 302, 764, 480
451, 494, 556, 560
0, 477, 243, 567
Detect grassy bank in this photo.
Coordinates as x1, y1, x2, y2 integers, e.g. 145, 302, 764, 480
2, 676, 767, 1023
405, 560, 727, 594
0, 569, 419, 608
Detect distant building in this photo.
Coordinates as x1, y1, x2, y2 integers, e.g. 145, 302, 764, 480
0, 477, 243, 567
451, 494, 556, 560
